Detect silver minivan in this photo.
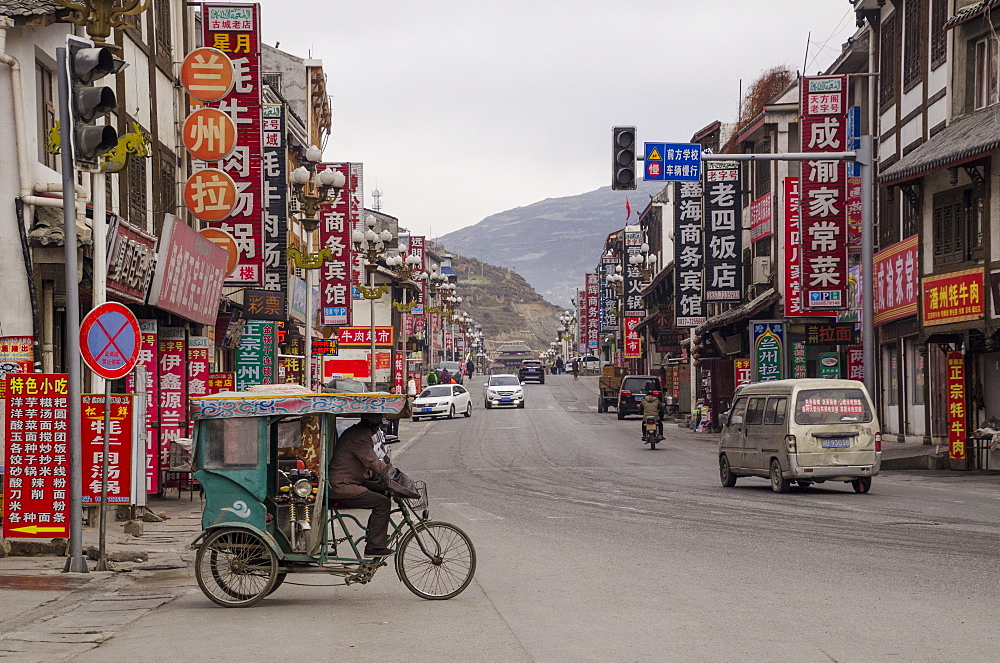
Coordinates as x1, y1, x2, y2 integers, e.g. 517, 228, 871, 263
718, 379, 881, 493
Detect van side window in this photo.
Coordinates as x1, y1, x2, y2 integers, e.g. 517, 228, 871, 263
763, 397, 787, 425
729, 398, 748, 425
745, 397, 765, 425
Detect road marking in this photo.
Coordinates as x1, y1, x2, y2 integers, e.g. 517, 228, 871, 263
438, 502, 504, 521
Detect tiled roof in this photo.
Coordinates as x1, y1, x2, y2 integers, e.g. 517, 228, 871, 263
0, 1, 64, 18
944, 0, 1000, 29
879, 104, 1000, 185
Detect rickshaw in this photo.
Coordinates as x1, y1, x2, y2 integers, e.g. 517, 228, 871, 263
189, 386, 476, 607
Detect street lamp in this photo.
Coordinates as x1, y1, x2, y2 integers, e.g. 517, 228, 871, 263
351, 214, 394, 391
289, 148, 346, 390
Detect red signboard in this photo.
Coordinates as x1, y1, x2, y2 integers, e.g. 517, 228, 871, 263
946, 351, 966, 462
126, 320, 159, 494
106, 216, 157, 303
624, 317, 642, 359
187, 337, 211, 400
158, 329, 187, 472
846, 345, 864, 382
81, 393, 135, 505
317, 163, 354, 326
393, 353, 405, 394
800, 75, 849, 310
206, 372, 236, 394
2, 374, 71, 539
734, 359, 752, 388
874, 234, 919, 325
200, 2, 265, 285
336, 327, 394, 347
922, 268, 984, 326
147, 215, 229, 326
749, 193, 773, 242
783, 177, 826, 317
586, 273, 600, 351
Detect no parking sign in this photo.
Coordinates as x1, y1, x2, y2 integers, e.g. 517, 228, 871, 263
80, 302, 141, 380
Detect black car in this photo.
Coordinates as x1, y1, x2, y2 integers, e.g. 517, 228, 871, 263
518, 360, 545, 384
617, 375, 661, 419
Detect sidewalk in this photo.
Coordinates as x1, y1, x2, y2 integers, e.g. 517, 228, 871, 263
0, 495, 203, 660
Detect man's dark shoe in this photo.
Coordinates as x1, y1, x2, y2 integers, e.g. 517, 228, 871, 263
364, 546, 395, 557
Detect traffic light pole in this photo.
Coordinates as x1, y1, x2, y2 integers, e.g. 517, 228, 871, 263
700, 146, 875, 399
57, 46, 88, 574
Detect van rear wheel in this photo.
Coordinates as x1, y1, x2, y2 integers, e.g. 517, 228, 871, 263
851, 477, 872, 494
719, 455, 737, 487
769, 460, 790, 493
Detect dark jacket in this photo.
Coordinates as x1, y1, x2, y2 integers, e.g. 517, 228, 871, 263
328, 423, 388, 498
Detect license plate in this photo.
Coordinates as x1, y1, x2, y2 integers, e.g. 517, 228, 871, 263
820, 438, 850, 448
419, 408, 433, 413
501, 398, 512, 402
635, 396, 643, 402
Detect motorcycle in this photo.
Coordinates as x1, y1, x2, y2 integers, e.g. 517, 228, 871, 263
642, 415, 663, 449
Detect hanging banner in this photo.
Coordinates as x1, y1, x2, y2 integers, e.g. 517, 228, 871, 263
599, 253, 619, 332
158, 329, 188, 469
791, 340, 807, 379
783, 177, 826, 317
874, 234, 919, 325
750, 320, 784, 382
749, 192, 773, 242
623, 232, 645, 318
624, 317, 642, 359
846, 345, 864, 382
235, 320, 275, 391
946, 351, 967, 463
126, 320, 159, 494
800, 75, 849, 310
704, 161, 743, 301
922, 268, 984, 326
187, 336, 211, 400
586, 272, 600, 350
734, 359, 752, 389
674, 181, 706, 326
347, 164, 366, 298
2, 374, 71, 539
317, 162, 354, 325
336, 327, 394, 347
262, 103, 288, 293
198, 2, 265, 285
81, 393, 135, 505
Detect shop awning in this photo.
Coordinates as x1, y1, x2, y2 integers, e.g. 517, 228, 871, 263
696, 288, 779, 335
879, 104, 1000, 185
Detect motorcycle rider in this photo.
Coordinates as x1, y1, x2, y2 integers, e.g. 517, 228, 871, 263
638, 382, 664, 440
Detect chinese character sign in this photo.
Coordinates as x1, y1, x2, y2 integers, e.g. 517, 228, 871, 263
126, 320, 159, 494
317, 163, 353, 325
207, 372, 236, 395
791, 340, 807, 379
751, 321, 784, 382
348, 164, 366, 297
644, 143, 702, 181
874, 234, 919, 324
262, 103, 287, 294
200, 3, 264, 285
674, 181, 705, 326
623, 233, 645, 318
2, 374, 71, 539
235, 321, 275, 391
599, 254, 619, 332
734, 359, 752, 389
800, 75, 849, 310
624, 317, 642, 359
750, 193, 773, 242
846, 346, 864, 382
81, 394, 135, 505
336, 327, 394, 347
783, 178, 826, 317
187, 336, 211, 400
586, 272, 600, 349
922, 269, 984, 326
158, 329, 187, 468
704, 162, 743, 302
946, 351, 966, 463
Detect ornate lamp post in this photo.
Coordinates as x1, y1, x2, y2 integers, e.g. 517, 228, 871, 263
351, 214, 394, 390
288, 146, 345, 389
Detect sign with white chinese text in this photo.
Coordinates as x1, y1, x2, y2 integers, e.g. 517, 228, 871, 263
235, 321, 275, 391
674, 181, 706, 326
704, 161, 743, 301
262, 103, 288, 293
874, 234, 919, 325
734, 359, 752, 389
750, 320, 784, 382
125, 321, 159, 494
946, 351, 966, 463
922, 268, 984, 327
317, 163, 355, 325
158, 329, 188, 466
586, 272, 600, 349
783, 178, 826, 317
336, 327, 394, 348
644, 142, 702, 181
81, 393, 135, 505
147, 215, 229, 326
624, 317, 642, 359
749, 192, 773, 242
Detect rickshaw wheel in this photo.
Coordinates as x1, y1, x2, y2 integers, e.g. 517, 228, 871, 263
196, 528, 278, 607
396, 522, 476, 600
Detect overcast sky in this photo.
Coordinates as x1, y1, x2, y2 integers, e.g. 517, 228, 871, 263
261, 1, 859, 239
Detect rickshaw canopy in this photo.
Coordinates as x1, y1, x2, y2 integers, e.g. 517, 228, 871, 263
191, 390, 408, 421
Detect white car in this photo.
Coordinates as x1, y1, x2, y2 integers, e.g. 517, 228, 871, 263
412, 384, 472, 420
483, 374, 525, 409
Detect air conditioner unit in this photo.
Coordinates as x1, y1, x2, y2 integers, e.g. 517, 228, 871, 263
752, 256, 771, 285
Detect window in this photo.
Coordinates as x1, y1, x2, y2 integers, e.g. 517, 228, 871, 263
974, 36, 999, 110
154, 0, 172, 62
745, 397, 765, 425
155, 150, 175, 236
933, 187, 983, 265
930, 0, 947, 69
202, 418, 259, 469
763, 397, 787, 425
878, 187, 901, 249
880, 11, 900, 107
794, 389, 873, 425
903, 0, 923, 91
127, 145, 148, 229
729, 398, 747, 426
35, 62, 56, 169
754, 140, 771, 199
262, 72, 282, 93
901, 186, 920, 239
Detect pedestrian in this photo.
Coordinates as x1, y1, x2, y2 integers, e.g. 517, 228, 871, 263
572, 357, 581, 380
465, 359, 474, 378
555, 357, 564, 375
426, 370, 439, 386
406, 376, 417, 400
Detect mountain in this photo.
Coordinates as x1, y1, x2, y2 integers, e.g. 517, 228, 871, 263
438, 181, 666, 308
433, 245, 562, 354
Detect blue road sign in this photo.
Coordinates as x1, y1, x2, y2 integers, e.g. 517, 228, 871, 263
644, 142, 702, 182
79, 302, 141, 379
846, 106, 861, 177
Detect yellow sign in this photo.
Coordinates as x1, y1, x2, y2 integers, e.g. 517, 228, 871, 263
647, 147, 662, 160
8, 525, 67, 535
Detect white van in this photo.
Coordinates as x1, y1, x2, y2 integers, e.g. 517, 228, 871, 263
718, 379, 881, 494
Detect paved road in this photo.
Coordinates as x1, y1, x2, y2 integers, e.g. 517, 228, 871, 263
63, 374, 999, 662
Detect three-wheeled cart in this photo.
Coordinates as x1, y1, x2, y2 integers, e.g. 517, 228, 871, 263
597, 365, 626, 413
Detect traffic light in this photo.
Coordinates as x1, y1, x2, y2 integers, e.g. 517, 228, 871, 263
66, 36, 121, 170
612, 126, 637, 191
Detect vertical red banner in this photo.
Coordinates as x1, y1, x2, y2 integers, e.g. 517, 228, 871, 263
158, 329, 188, 473
2, 374, 71, 539
200, 3, 264, 285
81, 394, 135, 505
127, 320, 159, 494
624, 317, 642, 359
946, 351, 967, 463
846, 345, 865, 382
586, 273, 599, 352
800, 75, 849, 310
187, 337, 211, 399
393, 353, 404, 394
317, 163, 353, 326
734, 359, 752, 388
784, 177, 826, 317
